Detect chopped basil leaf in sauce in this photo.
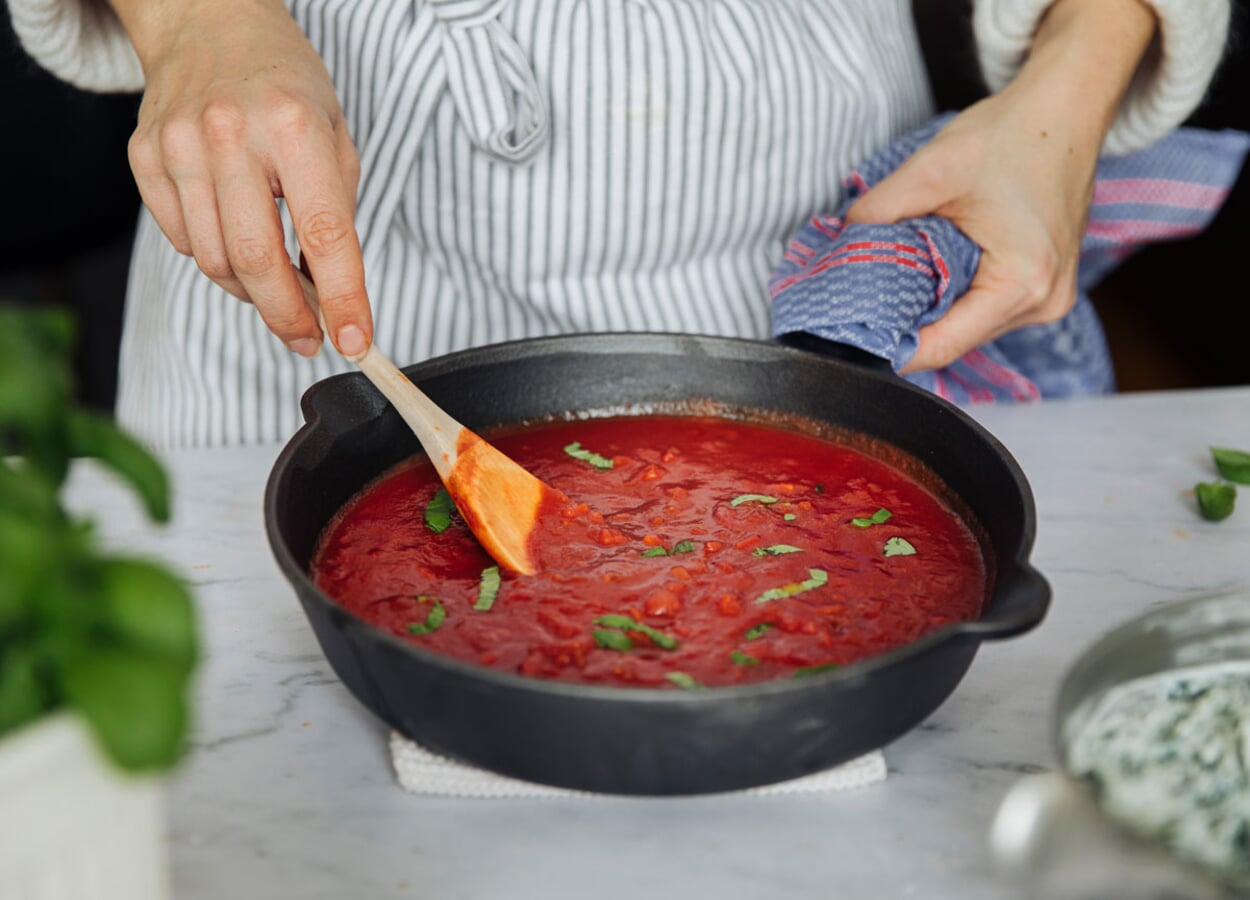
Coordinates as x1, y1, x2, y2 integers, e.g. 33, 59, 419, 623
730, 650, 760, 666
423, 488, 454, 533
665, 672, 703, 690
783, 513, 797, 521
883, 537, 917, 557
593, 629, 634, 651
753, 544, 803, 557
1211, 446, 1250, 485
563, 441, 614, 470
593, 615, 680, 650
851, 507, 892, 528
814, 484, 824, 493
730, 493, 778, 507
473, 565, 501, 611
792, 662, 840, 678
642, 540, 695, 558
407, 596, 446, 635
1196, 481, 1237, 521
744, 623, 774, 641
754, 568, 828, 604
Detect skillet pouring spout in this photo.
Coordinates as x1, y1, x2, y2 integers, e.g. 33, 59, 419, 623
266, 333, 1050, 795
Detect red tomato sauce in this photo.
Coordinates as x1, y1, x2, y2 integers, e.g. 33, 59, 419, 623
311, 416, 987, 689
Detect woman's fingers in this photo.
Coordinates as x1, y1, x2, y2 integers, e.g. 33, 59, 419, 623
128, 134, 193, 256
212, 140, 320, 355
899, 255, 1077, 374
276, 117, 371, 357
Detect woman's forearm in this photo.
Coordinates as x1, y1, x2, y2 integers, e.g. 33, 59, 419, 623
1013, 0, 1157, 145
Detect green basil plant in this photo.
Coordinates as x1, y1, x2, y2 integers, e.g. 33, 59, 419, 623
0, 305, 196, 771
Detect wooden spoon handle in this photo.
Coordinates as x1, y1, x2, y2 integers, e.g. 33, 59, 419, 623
296, 272, 459, 480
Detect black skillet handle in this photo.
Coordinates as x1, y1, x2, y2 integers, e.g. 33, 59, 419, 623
970, 562, 1052, 641
777, 332, 895, 375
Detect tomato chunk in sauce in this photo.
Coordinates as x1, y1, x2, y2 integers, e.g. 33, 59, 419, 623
311, 415, 987, 689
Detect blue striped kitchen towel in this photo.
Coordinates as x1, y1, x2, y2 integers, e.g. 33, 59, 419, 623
770, 115, 1250, 403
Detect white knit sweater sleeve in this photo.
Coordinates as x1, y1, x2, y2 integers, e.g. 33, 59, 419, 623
6, 0, 143, 92
973, 0, 1230, 154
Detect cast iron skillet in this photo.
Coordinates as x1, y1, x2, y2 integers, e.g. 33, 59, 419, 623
265, 333, 1050, 795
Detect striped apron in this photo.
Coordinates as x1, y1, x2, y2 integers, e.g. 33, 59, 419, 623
117, 0, 933, 448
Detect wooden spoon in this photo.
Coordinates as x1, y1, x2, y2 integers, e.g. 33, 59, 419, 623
297, 273, 562, 575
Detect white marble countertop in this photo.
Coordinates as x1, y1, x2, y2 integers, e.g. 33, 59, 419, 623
67, 385, 1250, 900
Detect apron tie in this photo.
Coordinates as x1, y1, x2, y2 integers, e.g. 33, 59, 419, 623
355, 0, 548, 271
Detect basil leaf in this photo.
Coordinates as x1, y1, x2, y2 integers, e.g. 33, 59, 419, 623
753, 544, 803, 557
407, 596, 446, 635
0, 646, 46, 735
472, 565, 502, 612
744, 623, 773, 641
814, 484, 824, 494
424, 488, 454, 533
792, 662, 840, 679
754, 568, 828, 604
64, 410, 171, 523
783, 513, 797, 521
1195, 481, 1236, 522
97, 558, 197, 673
730, 650, 760, 666
592, 615, 680, 650
563, 441, 614, 470
665, 671, 703, 690
61, 648, 187, 771
1211, 447, 1250, 485
851, 507, 892, 528
594, 629, 634, 651
730, 494, 778, 507
883, 537, 917, 557
642, 540, 694, 558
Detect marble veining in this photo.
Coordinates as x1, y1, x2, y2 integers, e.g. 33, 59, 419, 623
61, 386, 1250, 900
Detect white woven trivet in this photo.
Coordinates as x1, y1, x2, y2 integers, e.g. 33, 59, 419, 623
390, 732, 886, 798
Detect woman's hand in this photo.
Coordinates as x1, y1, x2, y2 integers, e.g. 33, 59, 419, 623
113, 0, 370, 358
848, 0, 1156, 374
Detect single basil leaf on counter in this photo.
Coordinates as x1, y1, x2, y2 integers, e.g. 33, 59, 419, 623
753, 544, 803, 557
792, 662, 840, 679
744, 623, 774, 641
563, 441, 614, 470
754, 568, 828, 604
671, 540, 695, 555
883, 537, 917, 557
852, 507, 892, 528
783, 514, 797, 521
473, 565, 501, 612
424, 488, 454, 534
730, 650, 760, 667
1211, 447, 1250, 485
594, 629, 634, 651
408, 596, 446, 635
665, 672, 703, 690
1195, 481, 1237, 522
730, 494, 778, 507
640, 546, 668, 558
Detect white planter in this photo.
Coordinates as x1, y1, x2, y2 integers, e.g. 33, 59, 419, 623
0, 713, 169, 900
